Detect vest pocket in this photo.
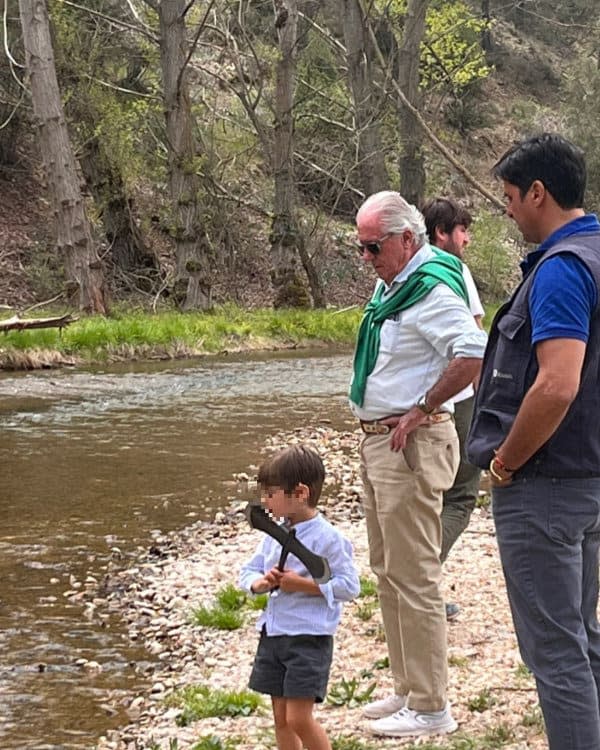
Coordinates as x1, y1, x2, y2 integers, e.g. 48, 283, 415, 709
489, 312, 534, 404
467, 406, 515, 469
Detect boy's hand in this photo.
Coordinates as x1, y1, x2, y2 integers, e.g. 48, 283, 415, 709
250, 574, 276, 594
276, 568, 322, 595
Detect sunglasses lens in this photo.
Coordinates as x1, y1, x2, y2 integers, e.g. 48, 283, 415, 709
355, 241, 380, 255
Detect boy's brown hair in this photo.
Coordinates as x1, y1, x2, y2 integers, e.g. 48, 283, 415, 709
422, 197, 472, 243
257, 445, 325, 507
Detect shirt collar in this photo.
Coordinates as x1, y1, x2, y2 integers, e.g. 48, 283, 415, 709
288, 512, 320, 529
520, 214, 600, 276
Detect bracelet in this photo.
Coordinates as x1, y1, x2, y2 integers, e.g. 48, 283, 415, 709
489, 455, 515, 481
489, 457, 505, 481
493, 451, 515, 473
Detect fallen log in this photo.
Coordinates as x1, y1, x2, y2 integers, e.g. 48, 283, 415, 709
0, 313, 78, 333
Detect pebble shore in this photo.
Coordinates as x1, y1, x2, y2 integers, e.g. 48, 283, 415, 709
90, 425, 546, 750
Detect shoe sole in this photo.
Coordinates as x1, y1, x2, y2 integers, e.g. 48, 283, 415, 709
370, 719, 458, 737
363, 708, 400, 719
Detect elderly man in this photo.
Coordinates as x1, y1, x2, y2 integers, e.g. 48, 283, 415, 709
349, 191, 487, 738
468, 133, 600, 750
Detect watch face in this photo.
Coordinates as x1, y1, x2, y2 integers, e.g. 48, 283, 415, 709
418, 397, 433, 414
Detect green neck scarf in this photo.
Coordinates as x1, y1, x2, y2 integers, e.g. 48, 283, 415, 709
350, 248, 468, 407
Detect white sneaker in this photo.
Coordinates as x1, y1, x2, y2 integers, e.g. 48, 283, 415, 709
362, 693, 407, 719
370, 704, 458, 737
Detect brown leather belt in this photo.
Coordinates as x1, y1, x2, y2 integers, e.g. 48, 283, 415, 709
360, 412, 452, 434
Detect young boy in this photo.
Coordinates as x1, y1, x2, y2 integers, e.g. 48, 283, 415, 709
240, 444, 360, 750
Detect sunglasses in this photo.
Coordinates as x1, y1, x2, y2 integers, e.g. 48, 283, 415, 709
354, 232, 394, 255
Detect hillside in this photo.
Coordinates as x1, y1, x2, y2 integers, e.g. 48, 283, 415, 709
0, 10, 578, 313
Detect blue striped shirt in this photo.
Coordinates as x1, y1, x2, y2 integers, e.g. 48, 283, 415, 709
239, 513, 360, 636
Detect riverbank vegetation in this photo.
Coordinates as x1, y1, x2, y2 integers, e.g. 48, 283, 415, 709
0, 306, 363, 369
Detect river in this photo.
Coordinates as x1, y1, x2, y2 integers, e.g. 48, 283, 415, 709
0, 349, 354, 749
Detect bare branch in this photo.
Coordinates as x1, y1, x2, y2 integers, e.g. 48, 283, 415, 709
80, 72, 161, 100
208, 176, 272, 218
62, 0, 159, 44
294, 151, 365, 199
140, 0, 159, 12
0, 90, 25, 130
3, 0, 24, 69
124, 0, 156, 35
177, 0, 216, 98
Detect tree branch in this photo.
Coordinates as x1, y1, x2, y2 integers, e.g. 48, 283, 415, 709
62, 0, 159, 43
177, 0, 216, 99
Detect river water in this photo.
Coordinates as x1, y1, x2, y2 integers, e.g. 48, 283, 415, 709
0, 349, 355, 749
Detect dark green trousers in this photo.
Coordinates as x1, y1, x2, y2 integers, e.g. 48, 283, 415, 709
441, 395, 480, 563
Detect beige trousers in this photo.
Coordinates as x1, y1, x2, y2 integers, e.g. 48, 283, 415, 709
360, 420, 459, 711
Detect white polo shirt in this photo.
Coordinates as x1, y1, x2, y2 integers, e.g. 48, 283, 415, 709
349, 245, 488, 421
454, 263, 485, 404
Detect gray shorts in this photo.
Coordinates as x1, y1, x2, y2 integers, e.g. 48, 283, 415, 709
249, 629, 334, 702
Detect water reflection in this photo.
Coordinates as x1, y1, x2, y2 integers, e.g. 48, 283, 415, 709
0, 350, 354, 748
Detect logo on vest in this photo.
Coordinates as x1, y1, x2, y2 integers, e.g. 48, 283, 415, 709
493, 369, 513, 380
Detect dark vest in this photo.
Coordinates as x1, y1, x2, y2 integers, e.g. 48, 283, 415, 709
467, 233, 600, 478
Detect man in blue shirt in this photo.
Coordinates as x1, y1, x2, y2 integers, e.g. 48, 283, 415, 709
468, 133, 600, 750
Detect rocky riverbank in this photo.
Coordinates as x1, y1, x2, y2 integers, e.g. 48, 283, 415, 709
91, 426, 546, 750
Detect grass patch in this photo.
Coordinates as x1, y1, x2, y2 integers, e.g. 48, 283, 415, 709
191, 606, 244, 630
327, 676, 376, 708
355, 600, 378, 621
190, 583, 266, 631
448, 654, 470, 668
481, 723, 515, 747
475, 492, 491, 509
191, 736, 241, 750
467, 688, 496, 713
522, 705, 544, 730
332, 736, 379, 750
514, 662, 532, 679
0, 305, 362, 363
400, 725, 515, 749
166, 684, 265, 726
359, 576, 378, 598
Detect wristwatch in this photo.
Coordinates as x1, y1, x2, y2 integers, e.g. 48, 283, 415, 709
416, 394, 435, 415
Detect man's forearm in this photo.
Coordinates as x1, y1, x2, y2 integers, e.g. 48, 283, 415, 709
425, 357, 482, 409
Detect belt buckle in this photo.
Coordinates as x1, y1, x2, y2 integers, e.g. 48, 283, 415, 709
363, 421, 390, 435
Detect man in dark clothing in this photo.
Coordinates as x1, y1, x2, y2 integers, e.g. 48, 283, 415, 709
468, 133, 600, 750
422, 198, 484, 622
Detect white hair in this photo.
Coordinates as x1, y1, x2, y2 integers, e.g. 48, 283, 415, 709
356, 190, 428, 247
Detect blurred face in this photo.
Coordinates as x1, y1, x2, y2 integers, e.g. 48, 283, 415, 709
435, 224, 470, 258
356, 212, 415, 284
502, 180, 542, 244
261, 485, 306, 523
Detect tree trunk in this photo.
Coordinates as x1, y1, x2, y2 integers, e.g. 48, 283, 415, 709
79, 138, 158, 279
158, 0, 212, 310
397, 0, 428, 207
18, 0, 108, 313
481, 0, 492, 52
270, 0, 312, 308
342, 0, 388, 196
